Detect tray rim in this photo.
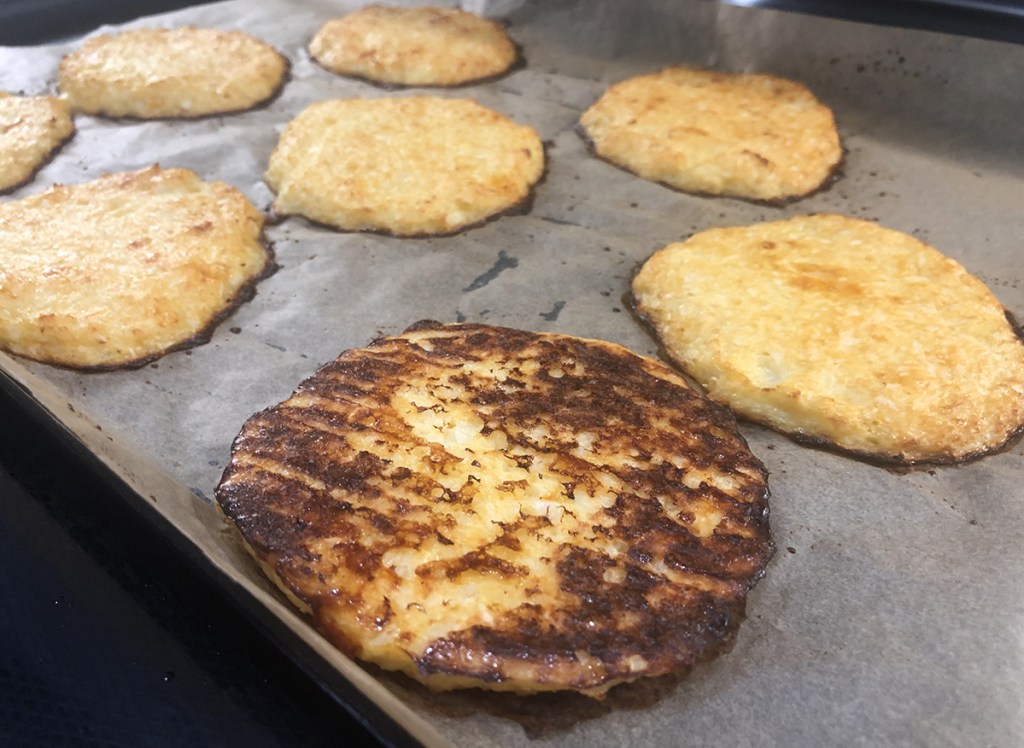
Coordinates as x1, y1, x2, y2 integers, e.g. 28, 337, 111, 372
0, 365, 432, 748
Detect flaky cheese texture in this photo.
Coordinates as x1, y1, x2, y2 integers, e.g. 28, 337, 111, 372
0, 166, 271, 369
266, 97, 544, 236
0, 93, 75, 193
216, 322, 773, 696
580, 67, 842, 202
58, 26, 287, 119
310, 5, 517, 87
632, 214, 1024, 463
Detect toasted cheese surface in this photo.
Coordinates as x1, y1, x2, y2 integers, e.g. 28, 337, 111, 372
633, 214, 1024, 463
0, 92, 75, 193
216, 322, 773, 696
0, 166, 271, 369
265, 97, 544, 236
310, 5, 517, 87
579, 67, 841, 202
58, 26, 287, 119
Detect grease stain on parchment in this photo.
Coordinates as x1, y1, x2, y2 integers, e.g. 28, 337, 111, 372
464, 250, 519, 292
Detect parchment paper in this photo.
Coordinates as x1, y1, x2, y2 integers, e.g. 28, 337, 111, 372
2, 1, 1023, 745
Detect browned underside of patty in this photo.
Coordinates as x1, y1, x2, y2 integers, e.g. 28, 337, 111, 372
216, 321, 774, 692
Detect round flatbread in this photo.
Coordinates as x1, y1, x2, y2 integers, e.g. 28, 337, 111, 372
265, 96, 544, 236
216, 321, 773, 696
58, 26, 288, 119
579, 67, 842, 202
632, 214, 1024, 463
310, 5, 517, 87
0, 92, 75, 194
0, 166, 272, 369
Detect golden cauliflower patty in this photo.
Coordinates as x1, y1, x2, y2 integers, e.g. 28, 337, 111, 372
265, 97, 544, 236
0, 166, 271, 369
58, 26, 287, 119
633, 214, 1024, 463
0, 92, 75, 193
310, 5, 518, 87
580, 66, 842, 202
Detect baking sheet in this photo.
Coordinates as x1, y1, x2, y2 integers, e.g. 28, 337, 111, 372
2, 0, 1023, 745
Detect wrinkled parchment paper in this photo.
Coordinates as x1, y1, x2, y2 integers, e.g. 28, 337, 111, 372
2, 1, 1022, 744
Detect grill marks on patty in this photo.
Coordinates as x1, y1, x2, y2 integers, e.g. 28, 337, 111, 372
216, 322, 773, 695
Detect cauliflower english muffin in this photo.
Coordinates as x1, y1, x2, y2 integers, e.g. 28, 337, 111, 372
632, 214, 1024, 463
215, 322, 774, 696
0, 166, 272, 369
58, 26, 287, 119
309, 5, 518, 87
579, 67, 842, 203
265, 97, 544, 236
0, 92, 75, 194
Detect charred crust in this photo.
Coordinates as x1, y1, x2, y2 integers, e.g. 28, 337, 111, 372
216, 322, 775, 692
414, 546, 748, 688
417, 549, 529, 581
1007, 308, 1024, 344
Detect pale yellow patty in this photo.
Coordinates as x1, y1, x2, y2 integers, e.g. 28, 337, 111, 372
58, 27, 287, 119
632, 214, 1024, 463
0, 166, 271, 369
309, 5, 517, 87
266, 97, 544, 236
0, 92, 75, 193
580, 67, 842, 202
